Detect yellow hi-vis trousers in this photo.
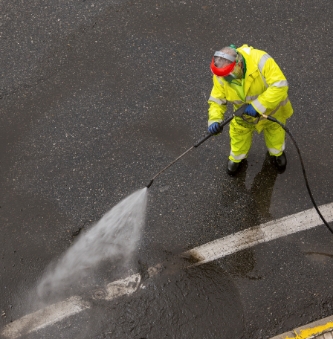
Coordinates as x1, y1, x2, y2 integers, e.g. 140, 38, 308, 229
229, 116, 287, 163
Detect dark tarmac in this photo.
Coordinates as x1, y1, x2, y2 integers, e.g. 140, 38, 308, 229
1, 0, 333, 338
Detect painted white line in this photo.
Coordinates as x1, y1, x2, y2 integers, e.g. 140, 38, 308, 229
1, 274, 142, 339
186, 202, 333, 264
1, 296, 90, 339
103, 273, 141, 300
2, 203, 333, 338
92, 273, 141, 300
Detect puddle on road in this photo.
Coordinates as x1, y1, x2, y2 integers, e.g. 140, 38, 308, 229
225, 250, 263, 282
89, 258, 244, 339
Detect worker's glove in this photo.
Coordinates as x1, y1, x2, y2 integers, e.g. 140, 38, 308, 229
208, 122, 222, 135
244, 104, 259, 117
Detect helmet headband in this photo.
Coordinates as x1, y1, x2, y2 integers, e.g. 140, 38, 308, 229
213, 51, 236, 62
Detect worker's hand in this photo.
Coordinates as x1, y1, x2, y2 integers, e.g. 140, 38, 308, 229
245, 104, 259, 117
208, 122, 222, 135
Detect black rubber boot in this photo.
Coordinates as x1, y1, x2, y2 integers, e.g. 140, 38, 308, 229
227, 160, 241, 175
273, 152, 287, 171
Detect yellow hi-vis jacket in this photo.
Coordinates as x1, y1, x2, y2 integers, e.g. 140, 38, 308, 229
208, 44, 293, 131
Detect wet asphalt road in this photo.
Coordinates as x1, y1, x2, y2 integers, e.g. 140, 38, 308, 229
1, 0, 333, 338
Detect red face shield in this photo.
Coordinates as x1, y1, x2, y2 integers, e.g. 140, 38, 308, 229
210, 58, 236, 77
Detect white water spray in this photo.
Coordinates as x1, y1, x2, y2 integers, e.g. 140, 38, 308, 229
36, 188, 148, 300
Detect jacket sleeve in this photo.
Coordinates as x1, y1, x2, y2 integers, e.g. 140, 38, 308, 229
251, 56, 289, 115
207, 75, 228, 126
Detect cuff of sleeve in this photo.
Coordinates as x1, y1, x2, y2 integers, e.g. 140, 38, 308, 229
251, 99, 266, 114
208, 119, 223, 127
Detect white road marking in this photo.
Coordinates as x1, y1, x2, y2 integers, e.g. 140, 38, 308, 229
92, 273, 141, 301
103, 273, 141, 300
1, 274, 142, 339
2, 202, 333, 338
1, 296, 90, 339
186, 202, 333, 264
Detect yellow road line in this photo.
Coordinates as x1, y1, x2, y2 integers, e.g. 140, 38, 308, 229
285, 322, 333, 338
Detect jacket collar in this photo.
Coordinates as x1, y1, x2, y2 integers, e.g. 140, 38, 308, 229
238, 50, 259, 95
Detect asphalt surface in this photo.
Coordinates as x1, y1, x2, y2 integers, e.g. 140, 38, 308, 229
1, 0, 333, 338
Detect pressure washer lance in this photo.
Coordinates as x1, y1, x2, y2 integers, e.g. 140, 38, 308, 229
145, 105, 246, 189
146, 105, 333, 234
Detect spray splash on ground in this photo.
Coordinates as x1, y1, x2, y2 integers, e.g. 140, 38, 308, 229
36, 188, 148, 303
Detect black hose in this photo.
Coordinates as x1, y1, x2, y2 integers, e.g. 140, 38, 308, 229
194, 115, 234, 148
265, 115, 333, 234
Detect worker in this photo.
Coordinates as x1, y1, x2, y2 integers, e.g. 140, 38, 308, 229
207, 44, 293, 175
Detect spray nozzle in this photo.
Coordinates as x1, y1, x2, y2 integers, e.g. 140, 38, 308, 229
146, 179, 154, 188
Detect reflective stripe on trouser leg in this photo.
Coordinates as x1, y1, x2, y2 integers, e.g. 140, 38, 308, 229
229, 118, 254, 163
263, 119, 286, 156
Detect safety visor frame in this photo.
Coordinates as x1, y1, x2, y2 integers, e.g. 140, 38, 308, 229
210, 50, 237, 77
210, 59, 236, 77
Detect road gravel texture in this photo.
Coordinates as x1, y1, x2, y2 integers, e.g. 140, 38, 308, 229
1, 0, 333, 338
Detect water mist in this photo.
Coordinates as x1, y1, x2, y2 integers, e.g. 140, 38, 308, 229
36, 188, 148, 302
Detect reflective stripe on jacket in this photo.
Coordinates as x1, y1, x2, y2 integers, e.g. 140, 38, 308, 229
208, 44, 293, 127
